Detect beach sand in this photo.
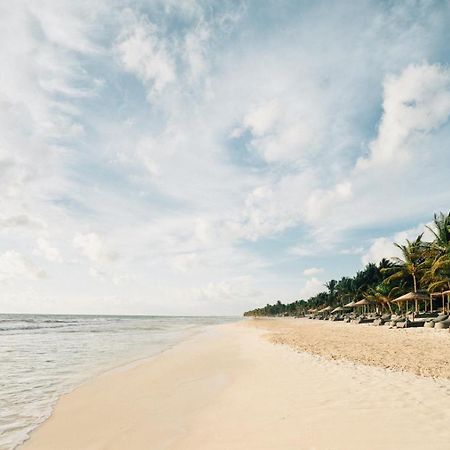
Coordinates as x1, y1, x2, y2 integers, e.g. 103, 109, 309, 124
21, 319, 450, 450
254, 317, 450, 378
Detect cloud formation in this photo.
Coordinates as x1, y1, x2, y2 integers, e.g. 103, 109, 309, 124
1, 0, 450, 314
116, 12, 176, 96
0, 251, 46, 281
358, 64, 450, 170
303, 267, 324, 277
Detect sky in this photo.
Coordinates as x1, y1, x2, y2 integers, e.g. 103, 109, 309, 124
1, 0, 450, 316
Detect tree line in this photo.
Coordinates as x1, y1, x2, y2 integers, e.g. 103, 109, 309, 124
243, 212, 450, 317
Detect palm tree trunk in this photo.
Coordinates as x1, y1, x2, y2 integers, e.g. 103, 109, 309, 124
387, 301, 393, 314
413, 274, 418, 312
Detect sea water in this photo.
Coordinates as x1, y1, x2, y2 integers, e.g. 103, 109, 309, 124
0, 314, 238, 449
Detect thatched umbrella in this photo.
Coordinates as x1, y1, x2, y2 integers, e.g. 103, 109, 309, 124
391, 292, 429, 313
354, 298, 370, 314
354, 299, 369, 306
444, 291, 450, 313
430, 292, 445, 312
318, 306, 332, 313
344, 301, 356, 308
331, 306, 344, 313
432, 290, 450, 313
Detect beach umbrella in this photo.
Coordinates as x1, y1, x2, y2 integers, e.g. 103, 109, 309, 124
430, 292, 445, 313
343, 301, 356, 308
431, 291, 450, 313
429, 292, 443, 312
354, 298, 370, 314
444, 291, 450, 313
318, 306, 332, 313
331, 306, 344, 313
391, 292, 429, 313
354, 299, 369, 306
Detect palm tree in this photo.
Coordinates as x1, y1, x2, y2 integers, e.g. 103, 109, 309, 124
378, 258, 394, 272
325, 279, 338, 305
384, 234, 427, 294
424, 212, 450, 292
366, 282, 396, 314
243, 211, 450, 318
335, 277, 355, 306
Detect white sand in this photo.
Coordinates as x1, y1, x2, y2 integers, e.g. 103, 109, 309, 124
256, 317, 450, 378
21, 320, 450, 450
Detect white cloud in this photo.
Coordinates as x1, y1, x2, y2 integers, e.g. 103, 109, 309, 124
362, 237, 401, 265
281, 62, 450, 248
188, 276, 261, 304
243, 100, 280, 137
1, 1, 449, 315
172, 252, 200, 272
73, 233, 118, 265
239, 90, 322, 164
184, 22, 210, 81
0, 250, 46, 281
299, 277, 324, 299
358, 64, 450, 170
303, 267, 323, 276
305, 181, 353, 223
35, 238, 62, 263
362, 222, 435, 265
289, 245, 314, 257
116, 12, 176, 96
0, 215, 43, 229
340, 246, 364, 255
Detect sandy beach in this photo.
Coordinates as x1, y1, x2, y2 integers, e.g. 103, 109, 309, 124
21, 319, 450, 450
254, 317, 450, 378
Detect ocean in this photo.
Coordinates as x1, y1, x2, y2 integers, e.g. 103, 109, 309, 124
0, 314, 238, 450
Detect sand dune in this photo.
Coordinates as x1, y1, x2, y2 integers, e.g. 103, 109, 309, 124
21, 320, 450, 450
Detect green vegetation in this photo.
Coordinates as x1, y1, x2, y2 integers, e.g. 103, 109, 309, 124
244, 212, 450, 317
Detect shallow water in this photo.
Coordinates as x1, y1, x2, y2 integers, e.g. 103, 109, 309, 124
0, 314, 238, 450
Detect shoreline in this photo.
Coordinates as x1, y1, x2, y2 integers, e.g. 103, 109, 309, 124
2, 316, 237, 450
20, 319, 450, 450
20, 323, 238, 450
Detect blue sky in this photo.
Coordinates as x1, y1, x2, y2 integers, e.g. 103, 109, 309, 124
1, 0, 450, 315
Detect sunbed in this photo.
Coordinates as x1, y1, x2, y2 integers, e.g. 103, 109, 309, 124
373, 314, 391, 326
434, 316, 450, 329
388, 315, 406, 328
424, 314, 448, 328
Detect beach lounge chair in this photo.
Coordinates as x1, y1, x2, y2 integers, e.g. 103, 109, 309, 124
388, 315, 405, 328
373, 314, 391, 326
402, 319, 425, 328
343, 313, 355, 323
434, 317, 450, 329
330, 314, 344, 321
353, 315, 376, 324
424, 314, 448, 328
